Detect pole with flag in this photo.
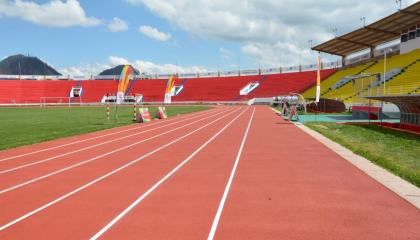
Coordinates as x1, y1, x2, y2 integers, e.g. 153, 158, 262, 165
316, 55, 321, 103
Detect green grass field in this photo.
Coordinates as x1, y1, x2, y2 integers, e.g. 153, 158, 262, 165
305, 122, 420, 187
0, 105, 210, 151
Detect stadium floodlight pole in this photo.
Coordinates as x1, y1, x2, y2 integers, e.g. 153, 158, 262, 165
383, 50, 386, 95
18, 61, 21, 80
43, 62, 46, 80
360, 17, 366, 27
238, 56, 241, 76
383, 48, 393, 95
396, 0, 402, 10
332, 28, 338, 38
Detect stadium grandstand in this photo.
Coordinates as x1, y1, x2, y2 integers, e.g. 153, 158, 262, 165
0, 2, 419, 125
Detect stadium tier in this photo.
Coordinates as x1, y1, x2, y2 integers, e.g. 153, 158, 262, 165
129, 79, 167, 102
172, 75, 262, 102
357, 49, 420, 98
0, 80, 77, 104
0, 70, 335, 104
302, 63, 375, 99
303, 49, 420, 104
244, 69, 335, 100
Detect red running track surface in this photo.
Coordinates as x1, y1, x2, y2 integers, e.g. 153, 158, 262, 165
0, 106, 419, 239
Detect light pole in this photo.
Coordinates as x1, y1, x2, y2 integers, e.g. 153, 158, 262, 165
238, 56, 241, 76
383, 48, 393, 95
332, 28, 338, 38
360, 17, 366, 27
396, 0, 402, 10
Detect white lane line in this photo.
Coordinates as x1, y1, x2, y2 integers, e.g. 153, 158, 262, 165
207, 107, 255, 240
0, 108, 244, 233
0, 107, 220, 163
0, 108, 237, 195
89, 108, 250, 240
0, 108, 226, 174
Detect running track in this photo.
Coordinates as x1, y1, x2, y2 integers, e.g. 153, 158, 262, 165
0, 106, 419, 239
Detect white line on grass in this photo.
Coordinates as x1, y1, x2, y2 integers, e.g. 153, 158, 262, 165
0, 108, 236, 195
89, 108, 250, 240
207, 107, 255, 240
0, 108, 225, 174
0, 107, 219, 163
0, 107, 245, 232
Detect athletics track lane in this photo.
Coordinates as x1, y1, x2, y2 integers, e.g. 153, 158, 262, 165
213, 106, 420, 240
0, 108, 229, 190
0, 106, 245, 239
0, 107, 221, 167
92, 107, 254, 239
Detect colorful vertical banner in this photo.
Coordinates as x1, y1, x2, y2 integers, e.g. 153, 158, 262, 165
315, 56, 321, 103
164, 75, 177, 104
117, 65, 133, 104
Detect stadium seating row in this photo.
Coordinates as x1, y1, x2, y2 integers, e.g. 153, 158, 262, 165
303, 49, 420, 104
0, 70, 335, 104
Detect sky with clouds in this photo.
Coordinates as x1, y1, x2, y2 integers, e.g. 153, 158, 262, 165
0, 0, 417, 76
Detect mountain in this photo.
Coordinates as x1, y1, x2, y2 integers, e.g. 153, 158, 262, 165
99, 65, 140, 76
0, 54, 61, 75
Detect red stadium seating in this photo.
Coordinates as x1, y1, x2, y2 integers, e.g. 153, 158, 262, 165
129, 79, 167, 102
80, 80, 118, 103
0, 80, 77, 104
172, 75, 261, 102
241, 69, 336, 100
0, 69, 336, 104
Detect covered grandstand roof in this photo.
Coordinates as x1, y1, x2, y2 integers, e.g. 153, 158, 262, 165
312, 2, 420, 57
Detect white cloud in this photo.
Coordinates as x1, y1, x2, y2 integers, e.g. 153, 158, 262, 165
132, 60, 207, 74
108, 17, 129, 32
219, 48, 232, 59
59, 56, 207, 77
127, 0, 417, 66
139, 25, 171, 42
109, 56, 129, 66
59, 63, 109, 77
0, 0, 101, 27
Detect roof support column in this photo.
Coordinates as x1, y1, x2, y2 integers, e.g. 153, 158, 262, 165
370, 47, 375, 59
342, 56, 346, 67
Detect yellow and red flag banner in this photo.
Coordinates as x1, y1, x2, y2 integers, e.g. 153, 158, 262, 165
118, 65, 133, 93
164, 75, 177, 104
316, 56, 321, 103
116, 65, 133, 104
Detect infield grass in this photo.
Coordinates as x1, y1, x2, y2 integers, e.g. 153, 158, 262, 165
0, 105, 210, 151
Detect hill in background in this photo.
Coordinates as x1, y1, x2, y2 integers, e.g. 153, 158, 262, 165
99, 65, 140, 76
0, 54, 61, 76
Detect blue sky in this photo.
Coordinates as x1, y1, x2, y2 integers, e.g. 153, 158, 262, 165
0, 0, 416, 76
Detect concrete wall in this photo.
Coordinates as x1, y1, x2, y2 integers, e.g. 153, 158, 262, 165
400, 36, 420, 54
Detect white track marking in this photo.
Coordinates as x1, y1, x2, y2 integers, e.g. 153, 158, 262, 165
0, 108, 237, 195
0, 108, 226, 174
0, 107, 244, 232
89, 108, 249, 240
0, 107, 220, 163
207, 107, 255, 240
